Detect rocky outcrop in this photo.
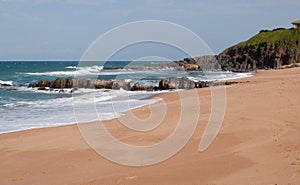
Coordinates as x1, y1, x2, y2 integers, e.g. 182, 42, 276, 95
0, 81, 13, 87
159, 78, 239, 90
51, 78, 73, 88
173, 58, 201, 71
173, 28, 300, 72
28, 77, 240, 92
217, 43, 300, 72
217, 28, 300, 72
0, 83, 12, 87
173, 56, 221, 71
28, 78, 156, 91
159, 77, 195, 90
103, 63, 199, 71
29, 78, 72, 88
102, 56, 221, 72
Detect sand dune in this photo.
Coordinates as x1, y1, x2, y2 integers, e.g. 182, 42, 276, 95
1, 68, 300, 185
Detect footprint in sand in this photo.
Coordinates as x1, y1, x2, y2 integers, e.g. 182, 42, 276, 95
11, 177, 23, 182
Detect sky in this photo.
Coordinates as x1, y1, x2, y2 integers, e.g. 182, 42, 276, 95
0, 0, 299, 61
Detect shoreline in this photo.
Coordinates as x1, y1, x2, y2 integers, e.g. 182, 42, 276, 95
0, 72, 254, 135
0, 91, 165, 135
1, 68, 300, 184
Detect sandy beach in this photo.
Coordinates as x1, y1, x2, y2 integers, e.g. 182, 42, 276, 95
1, 68, 300, 185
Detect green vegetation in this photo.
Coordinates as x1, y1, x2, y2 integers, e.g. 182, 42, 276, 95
236, 28, 300, 51
292, 20, 300, 24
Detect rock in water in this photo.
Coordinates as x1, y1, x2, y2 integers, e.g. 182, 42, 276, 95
159, 77, 195, 90
27, 77, 239, 91
94, 80, 113, 89
50, 78, 73, 88
0, 83, 12, 87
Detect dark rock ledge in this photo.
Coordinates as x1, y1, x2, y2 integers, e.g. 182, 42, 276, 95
0, 83, 12, 87
28, 77, 240, 93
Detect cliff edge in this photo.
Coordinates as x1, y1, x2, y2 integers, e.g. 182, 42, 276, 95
217, 28, 300, 72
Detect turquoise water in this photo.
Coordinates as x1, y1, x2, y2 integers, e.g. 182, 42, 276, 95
0, 61, 252, 133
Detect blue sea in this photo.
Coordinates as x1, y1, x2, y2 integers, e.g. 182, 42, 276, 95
0, 61, 252, 133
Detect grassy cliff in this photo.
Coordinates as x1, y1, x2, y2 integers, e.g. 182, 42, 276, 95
237, 28, 300, 51
217, 28, 300, 71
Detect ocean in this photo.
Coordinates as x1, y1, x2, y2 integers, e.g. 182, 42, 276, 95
0, 61, 252, 133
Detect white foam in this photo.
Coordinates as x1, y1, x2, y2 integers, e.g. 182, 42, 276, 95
97, 70, 136, 75
24, 71, 76, 76
188, 72, 253, 82
0, 89, 163, 133
65, 66, 77, 69
23, 65, 104, 77
0, 80, 13, 86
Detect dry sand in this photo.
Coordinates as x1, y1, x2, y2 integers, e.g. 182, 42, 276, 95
1, 68, 300, 185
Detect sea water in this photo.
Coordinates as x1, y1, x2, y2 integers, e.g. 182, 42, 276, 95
0, 61, 252, 133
